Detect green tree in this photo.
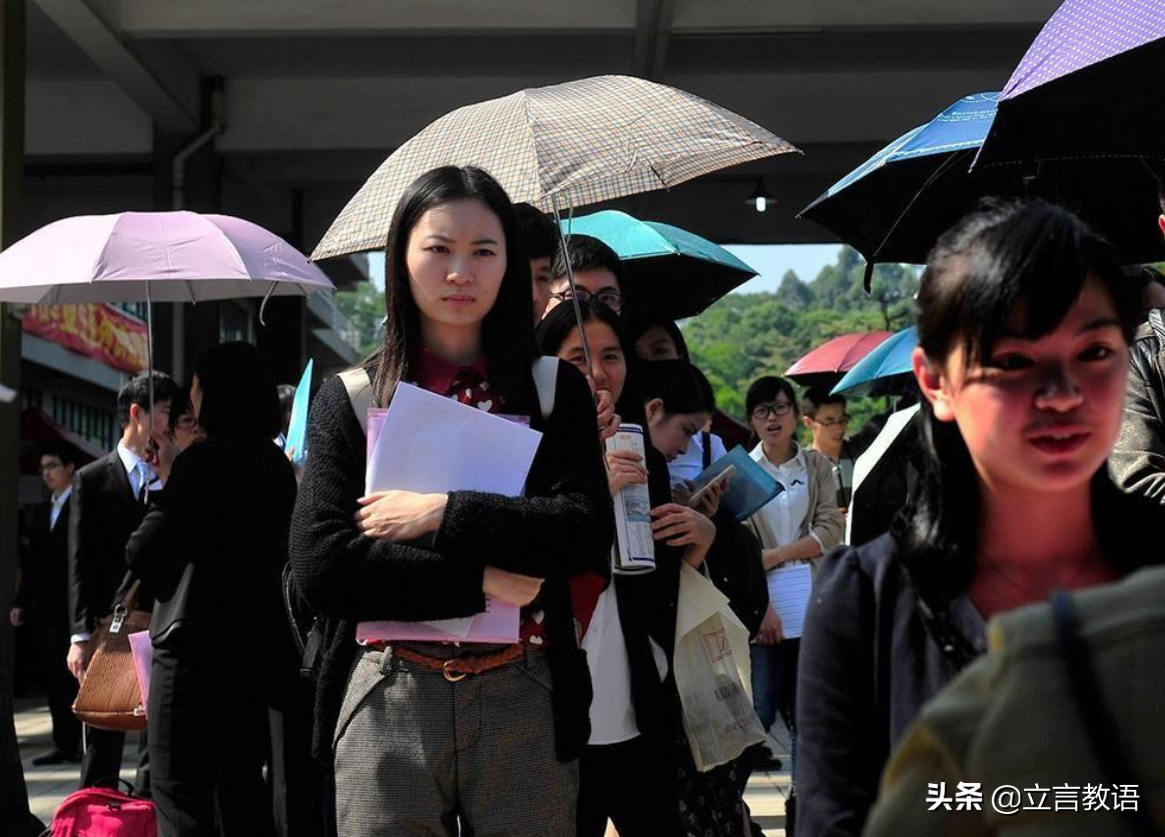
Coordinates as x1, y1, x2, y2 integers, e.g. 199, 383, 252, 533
335, 280, 385, 356
684, 246, 918, 437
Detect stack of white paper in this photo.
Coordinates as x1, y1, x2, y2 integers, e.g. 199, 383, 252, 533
358, 383, 544, 644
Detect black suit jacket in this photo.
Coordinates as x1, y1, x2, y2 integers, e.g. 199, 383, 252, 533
16, 499, 71, 631
126, 436, 297, 647
68, 449, 147, 636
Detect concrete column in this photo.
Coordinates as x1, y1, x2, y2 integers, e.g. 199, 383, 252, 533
0, 0, 34, 830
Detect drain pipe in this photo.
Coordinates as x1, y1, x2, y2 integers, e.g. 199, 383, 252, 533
172, 78, 225, 211
171, 77, 225, 378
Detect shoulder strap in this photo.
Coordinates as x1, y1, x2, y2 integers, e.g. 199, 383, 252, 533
1051, 592, 1161, 837
338, 367, 376, 435
532, 356, 557, 422
702, 430, 712, 469
342, 360, 555, 436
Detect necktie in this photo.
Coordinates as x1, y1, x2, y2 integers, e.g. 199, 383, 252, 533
136, 462, 150, 505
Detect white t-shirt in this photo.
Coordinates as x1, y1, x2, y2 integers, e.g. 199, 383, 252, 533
749, 442, 811, 549
581, 585, 640, 745
668, 431, 728, 484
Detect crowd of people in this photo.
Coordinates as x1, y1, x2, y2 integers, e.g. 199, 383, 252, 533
11, 162, 1165, 837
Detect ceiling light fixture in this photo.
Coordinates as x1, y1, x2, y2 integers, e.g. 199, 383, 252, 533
748, 180, 775, 213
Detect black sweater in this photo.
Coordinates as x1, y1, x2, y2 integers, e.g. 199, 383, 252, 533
289, 359, 614, 762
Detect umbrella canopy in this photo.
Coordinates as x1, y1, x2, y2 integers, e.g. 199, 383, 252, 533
312, 75, 798, 260
0, 211, 334, 305
560, 210, 757, 318
786, 330, 894, 388
977, 0, 1165, 167
831, 326, 918, 396
800, 91, 1165, 272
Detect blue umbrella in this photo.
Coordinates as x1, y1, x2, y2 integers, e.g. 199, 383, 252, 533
562, 210, 757, 318
832, 326, 918, 397
800, 91, 1164, 281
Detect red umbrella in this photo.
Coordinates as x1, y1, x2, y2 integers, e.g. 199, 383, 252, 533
786, 331, 895, 387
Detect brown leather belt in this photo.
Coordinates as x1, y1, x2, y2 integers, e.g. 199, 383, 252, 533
390, 643, 528, 682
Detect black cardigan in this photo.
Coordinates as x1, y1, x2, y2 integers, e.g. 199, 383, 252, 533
289, 359, 614, 762
126, 437, 298, 649
794, 533, 989, 837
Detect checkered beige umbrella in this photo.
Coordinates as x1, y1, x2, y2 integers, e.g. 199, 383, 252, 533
312, 75, 798, 260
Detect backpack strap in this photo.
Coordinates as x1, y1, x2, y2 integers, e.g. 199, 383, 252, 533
339, 366, 376, 434
531, 356, 558, 422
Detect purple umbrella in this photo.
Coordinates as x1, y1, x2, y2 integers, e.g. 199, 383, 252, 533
0, 211, 335, 403
976, 0, 1165, 167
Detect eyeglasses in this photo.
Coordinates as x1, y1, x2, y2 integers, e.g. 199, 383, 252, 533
39, 461, 64, 473
175, 415, 201, 430
549, 286, 623, 312
751, 402, 794, 421
814, 415, 852, 428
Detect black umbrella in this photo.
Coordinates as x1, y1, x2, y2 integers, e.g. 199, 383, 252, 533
800, 92, 1165, 286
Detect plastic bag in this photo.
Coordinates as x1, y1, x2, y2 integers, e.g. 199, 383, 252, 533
673, 561, 767, 771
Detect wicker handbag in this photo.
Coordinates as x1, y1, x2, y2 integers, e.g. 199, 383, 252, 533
73, 581, 151, 731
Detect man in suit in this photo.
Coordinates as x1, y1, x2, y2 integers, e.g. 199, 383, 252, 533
9, 442, 83, 765
67, 370, 178, 790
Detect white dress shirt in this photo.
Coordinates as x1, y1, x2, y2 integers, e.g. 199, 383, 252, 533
50, 486, 72, 531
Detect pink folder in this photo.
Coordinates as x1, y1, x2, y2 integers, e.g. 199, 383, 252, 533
356, 597, 521, 645
128, 630, 152, 718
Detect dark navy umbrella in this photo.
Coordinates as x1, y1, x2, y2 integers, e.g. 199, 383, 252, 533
801, 91, 1165, 282
977, 0, 1165, 167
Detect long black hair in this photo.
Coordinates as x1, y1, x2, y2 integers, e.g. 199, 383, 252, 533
534, 298, 646, 427
624, 312, 690, 361
372, 165, 535, 409
193, 342, 282, 440
899, 199, 1148, 603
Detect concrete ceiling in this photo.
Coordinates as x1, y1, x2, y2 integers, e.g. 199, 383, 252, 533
21, 0, 1064, 261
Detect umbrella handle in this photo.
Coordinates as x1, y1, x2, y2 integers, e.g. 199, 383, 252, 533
550, 197, 598, 405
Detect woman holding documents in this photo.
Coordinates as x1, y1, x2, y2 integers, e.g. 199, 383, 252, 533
127, 342, 297, 837
537, 302, 745, 837
742, 375, 844, 793
289, 166, 612, 837
795, 201, 1165, 837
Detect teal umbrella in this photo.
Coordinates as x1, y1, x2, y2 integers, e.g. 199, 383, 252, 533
562, 210, 757, 318
831, 326, 918, 396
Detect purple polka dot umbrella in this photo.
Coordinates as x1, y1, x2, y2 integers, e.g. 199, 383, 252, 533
976, 0, 1165, 166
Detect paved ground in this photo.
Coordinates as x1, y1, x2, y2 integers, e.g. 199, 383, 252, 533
16, 694, 792, 835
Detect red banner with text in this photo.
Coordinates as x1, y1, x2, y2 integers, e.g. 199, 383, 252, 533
22, 304, 148, 373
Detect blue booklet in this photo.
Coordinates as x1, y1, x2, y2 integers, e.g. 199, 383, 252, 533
690, 445, 784, 522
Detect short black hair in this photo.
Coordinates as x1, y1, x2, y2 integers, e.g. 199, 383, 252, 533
549, 234, 626, 290
168, 387, 193, 432
514, 203, 559, 261
745, 376, 799, 420
193, 342, 281, 440
38, 441, 78, 467
801, 386, 846, 419
116, 371, 179, 427
639, 359, 706, 416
